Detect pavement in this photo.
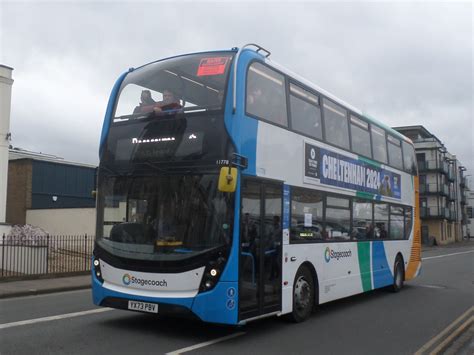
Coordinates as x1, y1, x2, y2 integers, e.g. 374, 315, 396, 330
0, 238, 472, 299
0, 274, 91, 299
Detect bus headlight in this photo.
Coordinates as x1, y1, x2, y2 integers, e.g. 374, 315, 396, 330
199, 256, 226, 293
93, 257, 104, 283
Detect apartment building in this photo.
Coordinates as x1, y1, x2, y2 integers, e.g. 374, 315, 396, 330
394, 125, 467, 245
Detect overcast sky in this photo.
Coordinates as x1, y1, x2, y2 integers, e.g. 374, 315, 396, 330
1, 1, 472, 174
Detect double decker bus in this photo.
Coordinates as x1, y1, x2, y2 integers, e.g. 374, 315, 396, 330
92, 44, 421, 324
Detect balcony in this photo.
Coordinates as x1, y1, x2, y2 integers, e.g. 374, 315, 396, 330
460, 177, 468, 189
418, 160, 449, 175
448, 209, 456, 221
420, 206, 450, 220
447, 169, 455, 182
419, 183, 449, 196
448, 188, 456, 201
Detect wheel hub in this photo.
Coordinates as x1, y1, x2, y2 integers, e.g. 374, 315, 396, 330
294, 276, 310, 310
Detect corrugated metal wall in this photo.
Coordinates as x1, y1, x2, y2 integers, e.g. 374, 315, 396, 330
31, 161, 96, 209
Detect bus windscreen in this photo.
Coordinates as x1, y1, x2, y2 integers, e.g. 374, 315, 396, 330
114, 52, 234, 121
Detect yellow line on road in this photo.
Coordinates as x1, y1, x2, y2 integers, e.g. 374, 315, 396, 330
414, 306, 474, 355
429, 316, 473, 354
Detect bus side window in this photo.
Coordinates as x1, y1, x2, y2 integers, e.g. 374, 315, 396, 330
289, 83, 322, 140
371, 125, 388, 164
350, 115, 371, 158
374, 202, 389, 239
323, 99, 349, 150
389, 205, 404, 239
387, 135, 403, 170
246, 62, 288, 127
402, 141, 418, 175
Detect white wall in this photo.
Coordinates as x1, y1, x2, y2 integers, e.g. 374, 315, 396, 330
0, 65, 14, 223
26, 208, 96, 236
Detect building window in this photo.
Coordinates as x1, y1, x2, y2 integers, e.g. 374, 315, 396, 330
290, 187, 324, 242
246, 62, 288, 127
289, 83, 322, 140
323, 99, 349, 150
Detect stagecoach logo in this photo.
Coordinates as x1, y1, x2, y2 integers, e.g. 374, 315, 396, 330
122, 273, 168, 288
310, 148, 316, 160
324, 247, 331, 263
122, 273, 131, 285
324, 247, 352, 263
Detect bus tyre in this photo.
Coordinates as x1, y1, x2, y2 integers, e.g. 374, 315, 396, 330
287, 266, 314, 323
391, 257, 404, 293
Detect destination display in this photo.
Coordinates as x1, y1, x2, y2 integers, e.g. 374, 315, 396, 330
304, 142, 401, 199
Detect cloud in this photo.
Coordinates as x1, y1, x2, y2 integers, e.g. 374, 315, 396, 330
1, 1, 472, 172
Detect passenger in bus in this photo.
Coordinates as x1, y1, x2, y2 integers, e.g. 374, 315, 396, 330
153, 89, 183, 114
133, 90, 157, 114
247, 86, 264, 115
365, 223, 374, 239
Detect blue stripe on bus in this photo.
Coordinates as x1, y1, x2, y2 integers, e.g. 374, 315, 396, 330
191, 280, 239, 324
223, 49, 262, 176
371, 241, 394, 288
99, 70, 129, 158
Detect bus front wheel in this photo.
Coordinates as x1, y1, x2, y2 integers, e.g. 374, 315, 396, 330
286, 266, 314, 323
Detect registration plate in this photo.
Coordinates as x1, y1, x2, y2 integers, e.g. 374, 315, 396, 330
128, 300, 158, 314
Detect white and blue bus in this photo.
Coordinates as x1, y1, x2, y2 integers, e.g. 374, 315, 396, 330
92, 44, 421, 324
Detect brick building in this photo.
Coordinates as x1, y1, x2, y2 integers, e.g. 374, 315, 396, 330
6, 148, 97, 235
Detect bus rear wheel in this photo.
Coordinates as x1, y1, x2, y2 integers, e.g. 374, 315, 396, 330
286, 266, 314, 323
391, 257, 404, 293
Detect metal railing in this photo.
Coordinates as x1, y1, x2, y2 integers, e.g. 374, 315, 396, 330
420, 207, 451, 219
1, 234, 94, 279
418, 160, 449, 174
419, 183, 449, 196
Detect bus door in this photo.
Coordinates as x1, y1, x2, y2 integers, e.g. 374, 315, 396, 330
239, 178, 282, 321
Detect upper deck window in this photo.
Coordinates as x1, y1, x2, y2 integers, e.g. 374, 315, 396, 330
114, 53, 233, 121
402, 141, 418, 175
350, 115, 371, 158
246, 62, 288, 127
387, 135, 403, 170
289, 83, 322, 140
323, 99, 349, 150
371, 125, 388, 164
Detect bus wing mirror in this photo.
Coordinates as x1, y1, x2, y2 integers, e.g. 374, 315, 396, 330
218, 167, 237, 192
91, 190, 97, 198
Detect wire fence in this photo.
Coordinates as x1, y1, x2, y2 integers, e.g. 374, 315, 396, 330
0, 234, 94, 279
